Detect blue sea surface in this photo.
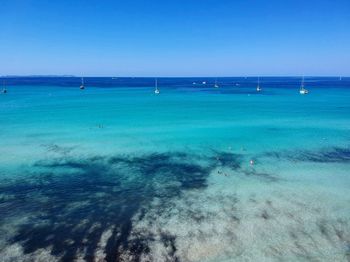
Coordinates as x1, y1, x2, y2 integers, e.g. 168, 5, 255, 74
0, 77, 350, 261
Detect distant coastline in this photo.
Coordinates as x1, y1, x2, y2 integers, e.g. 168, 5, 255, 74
0, 75, 76, 78
1, 75, 349, 78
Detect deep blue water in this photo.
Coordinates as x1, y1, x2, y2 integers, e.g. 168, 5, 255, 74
3, 76, 349, 88
0, 77, 349, 261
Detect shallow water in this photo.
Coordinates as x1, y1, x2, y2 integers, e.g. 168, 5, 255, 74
0, 77, 350, 261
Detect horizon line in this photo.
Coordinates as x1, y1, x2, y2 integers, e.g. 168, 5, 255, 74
1, 75, 349, 78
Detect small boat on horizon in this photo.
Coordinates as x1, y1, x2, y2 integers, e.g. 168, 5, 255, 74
299, 76, 309, 95
256, 77, 262, 92
214, 79, 219, 88
154, 78, 160, 94
2, 80, 7, 94
80, 77, 85, 90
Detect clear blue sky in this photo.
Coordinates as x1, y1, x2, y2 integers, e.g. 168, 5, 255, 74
1, 0, 349, 76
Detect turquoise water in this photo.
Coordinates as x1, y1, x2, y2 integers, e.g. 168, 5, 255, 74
0, 77, 350, 261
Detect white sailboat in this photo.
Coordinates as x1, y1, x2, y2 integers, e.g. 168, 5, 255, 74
2, 80, 7, 94
80, 77, 85, 90
299, 76, 309, 95
256, 77, 262, 92
154, 78, 160, 94
214, 78, 219, 88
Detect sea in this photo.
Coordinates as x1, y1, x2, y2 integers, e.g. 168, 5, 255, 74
0, 77, 349, 261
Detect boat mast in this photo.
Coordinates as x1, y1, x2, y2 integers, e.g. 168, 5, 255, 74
2, 79, 7, 93
301, 76, 305, 89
